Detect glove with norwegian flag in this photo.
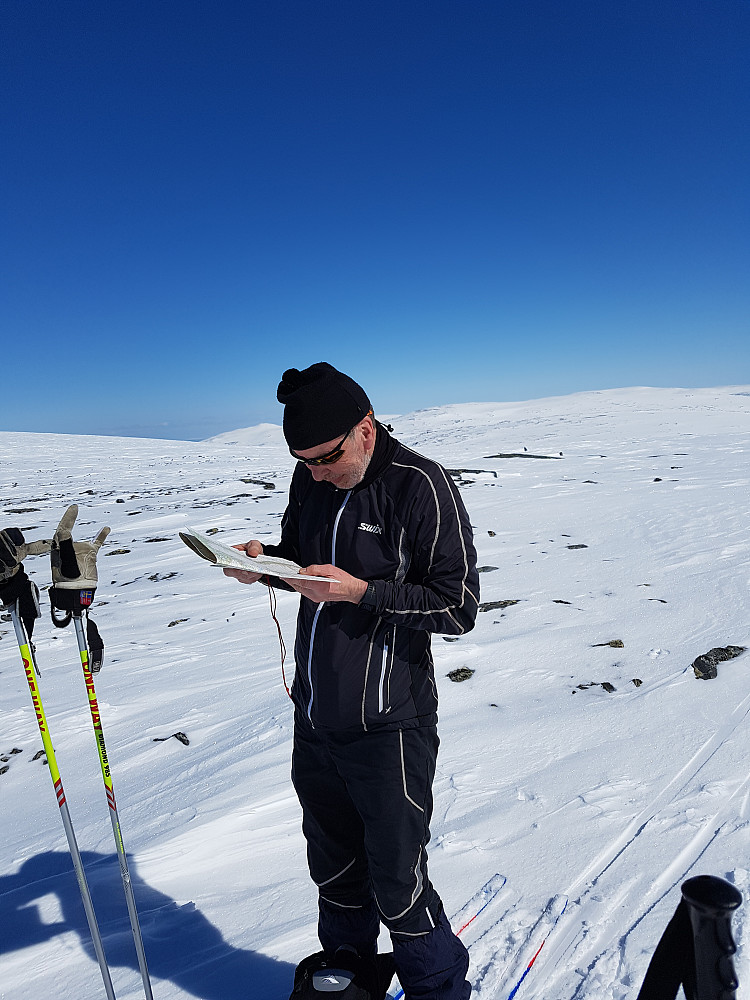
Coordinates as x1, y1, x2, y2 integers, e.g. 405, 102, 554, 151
49, 505, 110, 671
50, 504, 110, 610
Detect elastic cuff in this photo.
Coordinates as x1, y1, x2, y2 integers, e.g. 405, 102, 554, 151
369, 579, 386, 615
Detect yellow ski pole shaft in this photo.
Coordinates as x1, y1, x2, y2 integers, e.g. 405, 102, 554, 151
73, 613, 154, 1000
6, 600, 117, 1000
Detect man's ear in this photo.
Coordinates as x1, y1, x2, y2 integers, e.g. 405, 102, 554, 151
361, 414, 376, 452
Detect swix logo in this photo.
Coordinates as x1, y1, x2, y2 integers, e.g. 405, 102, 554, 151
358, 522, 382, 534
79, 590, 94, 607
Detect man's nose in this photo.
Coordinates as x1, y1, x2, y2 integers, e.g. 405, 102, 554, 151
310, 465, 330, 481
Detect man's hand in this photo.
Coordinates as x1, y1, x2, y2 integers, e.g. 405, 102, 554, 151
286, 565, 367, 604
223, 540, 266, 585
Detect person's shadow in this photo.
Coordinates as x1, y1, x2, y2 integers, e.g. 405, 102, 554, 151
0, 850, 295, 998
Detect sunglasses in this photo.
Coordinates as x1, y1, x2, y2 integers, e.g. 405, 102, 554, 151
290, 410, 373, 467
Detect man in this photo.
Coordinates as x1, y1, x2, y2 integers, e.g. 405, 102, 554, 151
226, 363, 480, 1000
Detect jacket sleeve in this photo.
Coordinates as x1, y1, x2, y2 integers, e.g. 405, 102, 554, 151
257, 465, 304, 592
369, 463, 480, 635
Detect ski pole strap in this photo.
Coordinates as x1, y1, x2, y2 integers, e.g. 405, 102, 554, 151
49, 590, 105, 671
86, 615, 105, 673
0, 567, 41, 639
50, 585, 96, 634
50, 585, 96, 614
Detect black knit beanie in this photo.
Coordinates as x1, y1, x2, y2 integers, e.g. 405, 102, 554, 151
277, 362, 371, 451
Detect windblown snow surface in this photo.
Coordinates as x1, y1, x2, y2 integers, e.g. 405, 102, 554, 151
1, 386, 749, 1000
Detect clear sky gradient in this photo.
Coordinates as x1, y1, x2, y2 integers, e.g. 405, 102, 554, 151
3, 1, 748, 439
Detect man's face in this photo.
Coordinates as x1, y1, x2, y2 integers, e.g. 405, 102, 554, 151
293, 417, 375, 490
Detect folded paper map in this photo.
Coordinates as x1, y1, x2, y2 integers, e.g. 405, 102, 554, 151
179, 527, 334, 581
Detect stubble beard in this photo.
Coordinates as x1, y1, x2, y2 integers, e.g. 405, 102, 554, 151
333, 448, 374, 490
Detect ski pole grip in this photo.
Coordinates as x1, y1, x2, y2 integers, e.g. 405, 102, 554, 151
682, 875, 742, 1000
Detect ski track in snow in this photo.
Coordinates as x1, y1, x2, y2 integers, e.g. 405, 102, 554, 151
1, 386, 749, 1000
524, 690, 750, 1000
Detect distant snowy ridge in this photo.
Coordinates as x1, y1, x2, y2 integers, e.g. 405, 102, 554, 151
204, 385, 750, 459
205, 422, 286, 447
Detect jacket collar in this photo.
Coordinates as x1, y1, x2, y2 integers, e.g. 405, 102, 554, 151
357, 421, 399, 490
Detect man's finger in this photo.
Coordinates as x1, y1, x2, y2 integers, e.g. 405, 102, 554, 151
92, 527, 111, 550
292, 580, 336, 597
301, 565, 339, 581
223, 567, 263, 583
25, 539, 53, 556
54, 504, 79, 541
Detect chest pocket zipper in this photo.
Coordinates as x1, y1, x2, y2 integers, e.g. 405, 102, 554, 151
378, 627, 395, 714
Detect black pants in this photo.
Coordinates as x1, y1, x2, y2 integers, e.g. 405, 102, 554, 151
292, 720, 470, 999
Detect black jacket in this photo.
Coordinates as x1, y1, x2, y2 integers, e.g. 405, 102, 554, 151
265, 424, 480, 731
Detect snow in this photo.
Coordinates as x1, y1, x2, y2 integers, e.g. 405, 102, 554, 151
205, 423, 285, 447
1, 385, 749, 1000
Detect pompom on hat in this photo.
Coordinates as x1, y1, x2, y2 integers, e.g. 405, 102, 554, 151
277, 362, 372, 451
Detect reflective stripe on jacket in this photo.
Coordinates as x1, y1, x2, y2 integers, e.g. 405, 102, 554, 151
265, 426, 480, 731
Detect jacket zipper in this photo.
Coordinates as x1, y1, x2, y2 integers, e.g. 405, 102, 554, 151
306, 489, 352, 724
378, 629, 393, 714
305, 605, 323, 722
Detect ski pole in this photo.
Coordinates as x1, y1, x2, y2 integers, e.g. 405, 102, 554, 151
6, 600, 117, 1000
72, 611, 154, 1000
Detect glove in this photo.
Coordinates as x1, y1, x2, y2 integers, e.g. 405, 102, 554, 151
50, 505, 110, 612
49, 506, 110, 670
0, 527, 50, 639
0, 528, 52, 585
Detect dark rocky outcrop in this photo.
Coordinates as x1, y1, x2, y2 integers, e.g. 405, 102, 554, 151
448, 668, 475, 682
153, 732, 190, 745
692, 646, 746, 680
240, 478, 275, 490
478, 599, 520, 612
484, 453, 562, 460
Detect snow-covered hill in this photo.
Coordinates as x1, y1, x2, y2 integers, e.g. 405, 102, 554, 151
1, 385, 749, 1000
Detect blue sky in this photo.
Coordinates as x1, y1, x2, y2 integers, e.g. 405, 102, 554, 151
2, 0, 748, 439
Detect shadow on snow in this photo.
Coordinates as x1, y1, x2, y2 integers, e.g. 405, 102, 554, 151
0, 850, 294, 999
